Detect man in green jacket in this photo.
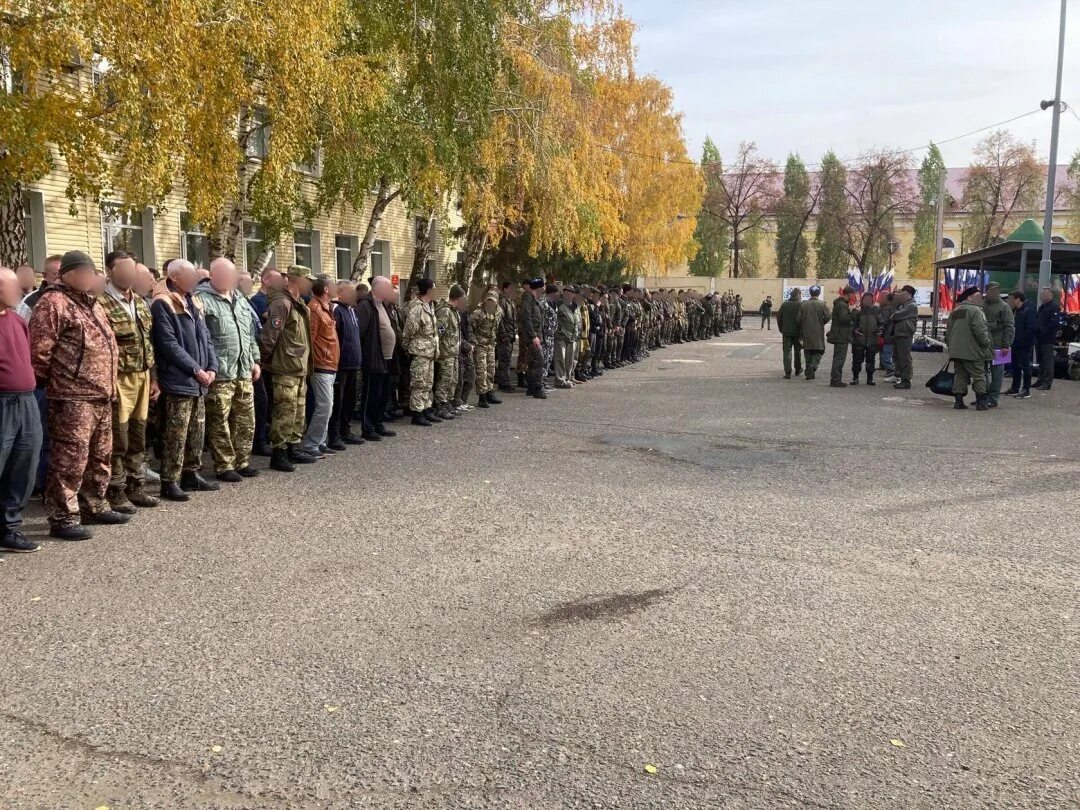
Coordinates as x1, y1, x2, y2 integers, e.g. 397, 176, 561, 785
197, 258, 261, 482
981, 282, 1015, 407
886, 285, 919, 389
796, 285, 830, 380
776, 288, 803, 378
828, 286, 856, 387
259, 265, 314, 470
946, 286, 993, 411
850, 292, 883, 386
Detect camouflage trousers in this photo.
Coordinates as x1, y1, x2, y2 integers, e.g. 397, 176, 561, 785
454, 350, 475, 407
45, 398, 111, 526
111, 369, 151, 488
516, 335, 530, 373
542, 336, 555, 375
475, 342, 496, 394
495, 337, 514, 387
409, 355, 435, 412
270, 375, 306, 449
205, 377, 255, 473
435, 356, 458, 406
161, 393, 205, 483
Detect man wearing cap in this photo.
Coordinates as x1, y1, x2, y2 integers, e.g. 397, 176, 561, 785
470, 290, 502, 407
776, 288, 803, 378
946, 286, 992, 411
827, 286, 856, 387
99, 250, 160, 512
1034, 287, 1061, 390
850, 292, 883, 385
259, 265, 314, 470
402, 278, 440, 425
496, 281, 518, 393
796, 285, 830, 380
29, 251, 126, 540
553, 285, 580, 388
541, 284, 559, 382
434, 285, 464, 419
152, 259, 221, 501
886, 285, 919, 389
521, 278, 547, 398
981, 282, 1014, 407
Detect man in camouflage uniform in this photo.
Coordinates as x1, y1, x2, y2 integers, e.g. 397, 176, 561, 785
541, 284, 559, 384
575, 287, 591, 382
471, 291, 503, 407
496, 281, 518, 393
259, 265, 314, 471
29, 251, 126, 540
587, 286, 605, 377
433, 285, 464, 420
197, 257, 261, 482
402, 278, 440, 426
605, 286, 622, 366
520, 278, 547, 398
99, 250, 159, 513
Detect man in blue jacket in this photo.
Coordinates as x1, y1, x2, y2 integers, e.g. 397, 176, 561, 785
328, 280, 363, 450
1008, 290, 1038, 398
1034, 287, 1061, 390
151, 259, 220, 502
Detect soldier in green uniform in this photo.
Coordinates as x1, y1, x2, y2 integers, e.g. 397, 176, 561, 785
776, 288, 803, 378
946, 286, 993, 411
828, 286, 856, 388
433, 285, 465, 420
520, 278, 547, 398
796, 285, 830, 380
471, 291, 502, 407
402, 278, 440, 425
259, 265, 313, 471
981, 282, 1015, 407
496, 281, 518, 393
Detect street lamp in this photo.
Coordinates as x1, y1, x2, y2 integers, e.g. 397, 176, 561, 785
886, 239, 900, 273
1038, 0, 1068, 290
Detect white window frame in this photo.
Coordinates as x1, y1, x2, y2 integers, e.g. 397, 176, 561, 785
294, 229, 315, 269
244, 108, 270, 161
335, 234, 358, 280
294, 147, 322, 177
243, 222, 274, 274
101, 202, 146, 263
369, 239, 390, 278
179, 212, 211, 268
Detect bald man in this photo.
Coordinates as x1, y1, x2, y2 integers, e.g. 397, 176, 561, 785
250, 268, 282, 325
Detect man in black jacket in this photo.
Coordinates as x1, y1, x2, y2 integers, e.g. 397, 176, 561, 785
356, 276, 397, 441
1008, 290, 1038, 398
521, 278, 547, 399
1034, 287, 1061, 390
328, 281, 363, 450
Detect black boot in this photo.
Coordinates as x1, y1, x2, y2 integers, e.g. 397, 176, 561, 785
270, 448, 296, 472
424, 408, 443, 423
486, 391, 503, 405
866, 371, 875, 386
160, 481, 190, 501
411, 413, 432, 426
477, 396, 490, 409
975, 393, 989, 412
953, 394, 968, 410
517, 372, 527, 388
180, 471, 220, 492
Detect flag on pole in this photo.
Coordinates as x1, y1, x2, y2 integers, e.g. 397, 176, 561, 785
1064, 274, 1080, 314
846, 268, 863, 294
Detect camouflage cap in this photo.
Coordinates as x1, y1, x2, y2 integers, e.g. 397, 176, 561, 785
286, 264, 317, 281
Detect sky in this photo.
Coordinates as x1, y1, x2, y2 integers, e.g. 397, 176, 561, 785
620, 0, 1080, 169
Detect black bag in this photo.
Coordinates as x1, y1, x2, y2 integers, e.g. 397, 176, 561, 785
926, 360, 955, 396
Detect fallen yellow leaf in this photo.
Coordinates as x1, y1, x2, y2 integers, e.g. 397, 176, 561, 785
211, 745, 223, 753
94, 805, 110, 810
890, 739, 905, 748
325, 705, 338, 713
643, 764, 658, 774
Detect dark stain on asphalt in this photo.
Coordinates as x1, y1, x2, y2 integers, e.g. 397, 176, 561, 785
533, 588, 676, 627
600, 433, 793, 470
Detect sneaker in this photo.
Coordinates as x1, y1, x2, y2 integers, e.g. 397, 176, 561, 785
884, 375, 898, 384
318, 444, 338, 456
344, 436, 365, 445
49, 523, 93, 541
288, 446, 318, 464
0, 531, 40, 553
361, 431, 383, 442
142, 465, 161, 484
1015, 390, 1031, 399
327, 440, 348, 452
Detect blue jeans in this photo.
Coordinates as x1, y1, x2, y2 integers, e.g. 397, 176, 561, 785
0, 392, 43, 534
880, 343, 894, 372
33, 387, 48, 490
1009, 346, 1033, 392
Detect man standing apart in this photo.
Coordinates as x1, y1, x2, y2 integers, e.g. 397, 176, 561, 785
981, 282, 1014, 407
776, 288, 803, 379
946, 287, 992, 411
260, 265, 315, 471
329, 280, 363, 449
496, 281, 518, 393
0, 267, 43, 552
196, 257, 261, 482
553, 286, 580, 388
760, 296, 773, 329
1008, 291, 1037, 399
151, 259, 220, 501
886, 285, 919, 390
828, 286, 856, 388
402, 278, 440, 426
29, 252, 125, 539
521, 278, 547, 399
471, 291, 503, 408
434, 285, 464, 420
1034, 287, 1060, 390
99, 250, 160, 512
796, 285, 830, 381
301, 275, 340, 458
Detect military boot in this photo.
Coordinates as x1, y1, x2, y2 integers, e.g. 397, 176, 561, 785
107, 485, 138, 515
424, 408, 444, 423
517, 372, 527, 388
953, 394, 968, 410
125, 481, 160, 508
975, 394, 989, 412
486, 391, 503, 405
270, 448, 296, 472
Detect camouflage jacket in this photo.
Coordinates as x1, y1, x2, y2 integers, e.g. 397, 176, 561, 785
497, 293, 517, 341
470, 300, 502, 347
403, 300, 439, 359
435, 299, 460, 360
98, 285, 154, 374
29, 284, 118, 401
541, 297, 557, 341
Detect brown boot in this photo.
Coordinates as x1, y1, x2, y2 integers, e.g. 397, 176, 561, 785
126, 481, 160, 508
107, 485, 137, 515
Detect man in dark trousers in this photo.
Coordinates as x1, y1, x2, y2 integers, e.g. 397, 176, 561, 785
796, 285, 830, 380
356, 276, 397, 441
1007, 290, 1037, 399
776, 288, 803, 378
1034, 287, 1061, 390
329, 280, 363, 449
828, 286, 855, 388
759, 296, 773, 329
886, 285, 919, 390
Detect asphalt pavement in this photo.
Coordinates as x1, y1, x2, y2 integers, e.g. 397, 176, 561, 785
1, 327, 1077, 809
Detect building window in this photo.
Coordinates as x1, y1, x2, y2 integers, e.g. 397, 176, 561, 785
295, 148, 321, 177
180, 212, 211, 268
294, 229, 314, 269
941, 237, 956, 250
244, 222, 273, 274
369, 239, 390, 277
101, 203, 145, 262
244, 108, 270, 160
335, 234, 357, 280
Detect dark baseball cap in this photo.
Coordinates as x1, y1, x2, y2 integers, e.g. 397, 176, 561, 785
59, 250, 96, 276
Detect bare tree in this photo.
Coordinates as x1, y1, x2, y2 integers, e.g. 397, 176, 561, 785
840, 150, 915, 273
700, 142, 778, 278
961, 131, 1045, 249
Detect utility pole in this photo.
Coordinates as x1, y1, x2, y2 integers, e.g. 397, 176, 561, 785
1038, 0, 1068, 291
